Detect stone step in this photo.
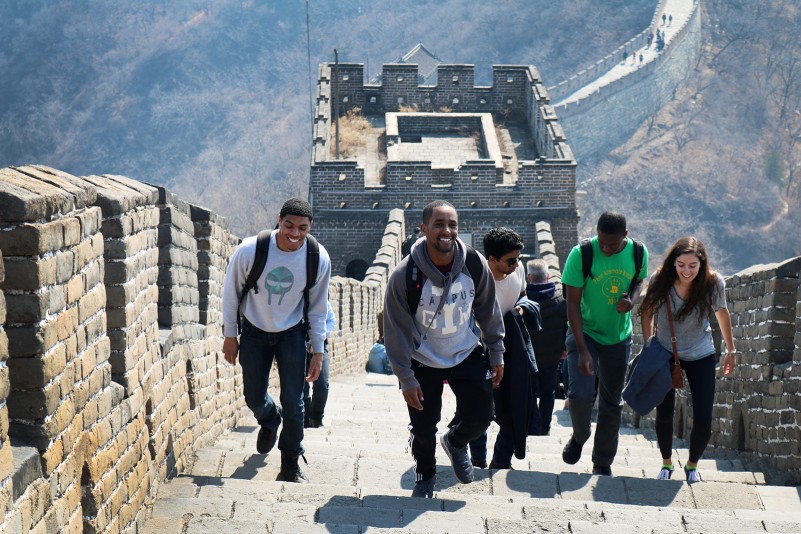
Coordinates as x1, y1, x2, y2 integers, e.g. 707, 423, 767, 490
143, 373, 799, 532
146, 482, 801, 533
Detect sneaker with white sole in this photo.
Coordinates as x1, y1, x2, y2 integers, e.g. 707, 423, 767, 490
657, 465, 674, 480
684, 465, 702, 483
440, 431, 474, 484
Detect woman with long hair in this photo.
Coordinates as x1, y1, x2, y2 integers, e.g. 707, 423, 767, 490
639, 236, 736, 482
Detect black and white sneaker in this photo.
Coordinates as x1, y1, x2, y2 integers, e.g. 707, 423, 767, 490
440, 431, 474, 484
411, 476, 436, 498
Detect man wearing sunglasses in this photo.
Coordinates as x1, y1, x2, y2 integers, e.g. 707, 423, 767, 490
480, 227, 541, 470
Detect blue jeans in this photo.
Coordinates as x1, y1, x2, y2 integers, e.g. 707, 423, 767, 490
238, 319, 307, 455
303, 346, 330, 426
565, 328, 631, 467
533, 364, 558, 435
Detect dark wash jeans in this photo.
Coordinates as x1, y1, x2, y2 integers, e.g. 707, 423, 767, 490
656, 354, 716, 463
238, 318, 307, 455
408, 346, 494, 481
533, 363, 559, 435
565, 328, 631, 468
303, 344, 330, 425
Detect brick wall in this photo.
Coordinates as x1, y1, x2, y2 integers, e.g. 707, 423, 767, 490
0, 166, 247, 533
553, 0, 701, 161
310, 62, 578, 276
0, 171, 408, 532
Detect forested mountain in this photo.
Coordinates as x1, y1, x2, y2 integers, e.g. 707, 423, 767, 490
1, 0, 798, 272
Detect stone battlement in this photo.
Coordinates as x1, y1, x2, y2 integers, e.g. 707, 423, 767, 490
0, 166, 403, 533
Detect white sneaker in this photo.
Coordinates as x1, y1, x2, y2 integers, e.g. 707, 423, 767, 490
657, 466, 673, 480
684, 466, 702, 483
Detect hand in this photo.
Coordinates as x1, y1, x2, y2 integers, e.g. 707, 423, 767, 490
616, 296, 633, 313
491, 364, 504, 388
223, 337, 239, 365
305, 352, 323, 382
578, 348, 594, 376
403, 387, 425, 411
722, 352, 736, 377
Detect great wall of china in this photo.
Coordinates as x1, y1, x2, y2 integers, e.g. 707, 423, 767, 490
1, 0, 800, 531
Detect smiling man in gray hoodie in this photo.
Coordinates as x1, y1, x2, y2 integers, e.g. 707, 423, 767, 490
383, 200, 505, 498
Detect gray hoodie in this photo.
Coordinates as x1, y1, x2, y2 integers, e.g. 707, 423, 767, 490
383, 237, 505, 391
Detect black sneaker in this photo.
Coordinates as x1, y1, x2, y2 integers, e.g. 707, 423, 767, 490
278, 452, 309, 484
562, 437, 583, 465
411, 476, 436, 498
489, 460, 513, 470
257, 406, 282, 454
257, 425, 278, 454
440, 431, 474, 484
592, 464, 612, 476
472, 459, 488, 469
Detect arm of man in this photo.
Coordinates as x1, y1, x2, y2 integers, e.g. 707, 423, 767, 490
221, 240, 253, 364
305, 244, 332, 382
565, 284, 594, 376
471, 254, 505, 387
382, 260, 425, 408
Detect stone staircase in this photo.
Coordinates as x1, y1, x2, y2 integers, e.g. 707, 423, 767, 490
143, 373, 801, 533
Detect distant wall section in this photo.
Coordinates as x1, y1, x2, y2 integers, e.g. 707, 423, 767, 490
552, 0, 701, 161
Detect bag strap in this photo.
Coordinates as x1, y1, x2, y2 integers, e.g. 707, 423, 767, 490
303, 234, 320, 342
406, 245, 483, 317
237, 229, 272, 334
665, 295, 679, 367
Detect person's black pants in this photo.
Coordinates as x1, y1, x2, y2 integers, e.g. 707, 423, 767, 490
656, 354, 716, 463
408, 346, 494, 481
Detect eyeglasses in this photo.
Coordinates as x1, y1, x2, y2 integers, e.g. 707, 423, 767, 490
503, 257, 520, 267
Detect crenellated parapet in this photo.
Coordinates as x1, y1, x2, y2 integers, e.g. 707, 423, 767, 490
311, 61, 578, 279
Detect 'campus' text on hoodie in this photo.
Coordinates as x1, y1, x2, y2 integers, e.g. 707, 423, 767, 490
382, 238, 505, 391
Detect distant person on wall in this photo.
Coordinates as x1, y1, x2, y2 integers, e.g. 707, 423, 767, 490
304, 300, 336, 428
383, 200, 505, 498
222, 198, 332, 484
639, 237, 736, 483
662, 13, 666, 25
560, 211, 648, 476
526, 259, 567, 436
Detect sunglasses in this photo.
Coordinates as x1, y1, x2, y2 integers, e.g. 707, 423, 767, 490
498, 257, 519, 267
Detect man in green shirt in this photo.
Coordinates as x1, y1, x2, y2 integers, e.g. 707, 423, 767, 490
560, 212, 648, 476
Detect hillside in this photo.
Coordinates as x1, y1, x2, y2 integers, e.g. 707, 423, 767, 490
1, 0, 797, 273
577, 0, 801, 273
0, 0, 652, 234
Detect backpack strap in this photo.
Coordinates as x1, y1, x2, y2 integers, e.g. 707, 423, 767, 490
238, 229, 272, 333
580, 238, 593, 280
405, 245, 483, 317
406, 255, 424, 317
237, 232, 320, 337
626, 239, 644, 297
581, 237, 643, 296
303, 235, 320, 341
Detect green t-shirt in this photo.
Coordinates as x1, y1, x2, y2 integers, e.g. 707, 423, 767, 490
561, 237, 648, 345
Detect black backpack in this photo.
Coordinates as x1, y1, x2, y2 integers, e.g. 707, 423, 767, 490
237, 229, 320, 336
406, 246, 484, 315
580, 238, 644, 297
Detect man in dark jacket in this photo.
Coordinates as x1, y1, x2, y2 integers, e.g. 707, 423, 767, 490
525, 259, 567, 436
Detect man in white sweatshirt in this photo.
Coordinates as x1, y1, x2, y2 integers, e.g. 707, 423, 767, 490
222, 198, 331, 483
383, 200, 505, 498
